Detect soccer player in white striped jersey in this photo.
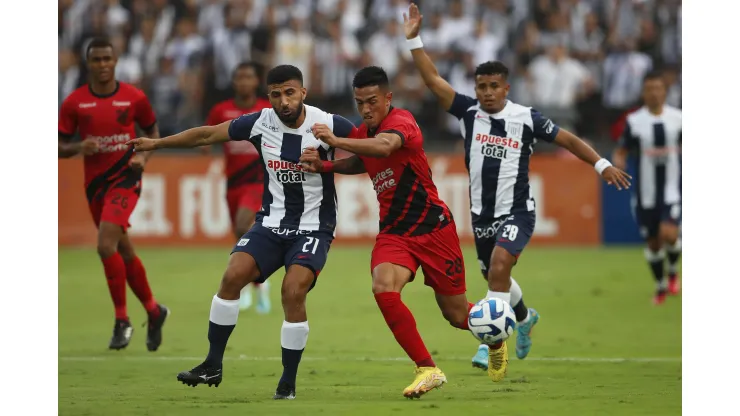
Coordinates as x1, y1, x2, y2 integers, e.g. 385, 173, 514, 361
128, 65, 356, 400
613, 71, 682, 305
403, 3, 631, 377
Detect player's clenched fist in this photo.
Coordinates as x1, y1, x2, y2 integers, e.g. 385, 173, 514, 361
311, 123, 337, 147
602, 166, 632, 191
300, 147, 322, 173
126, 137, 159, 152
81, 138, 100, 156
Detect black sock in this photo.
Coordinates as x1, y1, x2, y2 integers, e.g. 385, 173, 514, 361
513, 299, 529, 322
645, 248, 666, 291
205, 321, 235, 367
279, 347, 304, 386
667, 245, 680, 276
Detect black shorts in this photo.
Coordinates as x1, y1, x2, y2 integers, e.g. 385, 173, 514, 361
635, 202, 681, 239
231, 223, 334, 285
472, 211, 536, 278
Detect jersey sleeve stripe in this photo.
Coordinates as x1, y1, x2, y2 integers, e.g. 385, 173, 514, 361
379, 129, 406, 145
58, 130, 73, 139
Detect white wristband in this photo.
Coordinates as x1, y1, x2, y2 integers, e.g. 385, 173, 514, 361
594, 158, 612, 175
406, 36, 424, 50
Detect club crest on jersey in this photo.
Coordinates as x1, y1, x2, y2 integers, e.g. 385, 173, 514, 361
267, 159, 307, 183
116, 108, 130, 125
506, 121, 523, 140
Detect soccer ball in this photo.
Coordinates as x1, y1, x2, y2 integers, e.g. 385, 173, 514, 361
468, 298, 516, 345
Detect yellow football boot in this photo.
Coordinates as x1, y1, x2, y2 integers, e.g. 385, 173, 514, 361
488, 342, 509, 382
402, 366, 447, 399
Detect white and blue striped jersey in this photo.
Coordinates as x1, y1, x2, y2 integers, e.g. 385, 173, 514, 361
228, 105, 356, 233
448, 93, 560, 223
619, 105, 682, 209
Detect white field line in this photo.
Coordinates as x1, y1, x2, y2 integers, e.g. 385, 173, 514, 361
59, 355, 681, 363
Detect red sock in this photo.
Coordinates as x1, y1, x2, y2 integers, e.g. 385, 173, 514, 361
456, 302, 475, 330
124, 256, 159, 318
374, 292, 435, 368
102, 253, 128, 320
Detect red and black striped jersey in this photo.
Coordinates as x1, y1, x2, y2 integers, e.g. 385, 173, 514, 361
356, 107, 453, 236
58, 82, 157, 201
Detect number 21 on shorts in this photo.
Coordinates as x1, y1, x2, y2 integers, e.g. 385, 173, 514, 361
501, 225, 519, 241
302, 237, 320, 254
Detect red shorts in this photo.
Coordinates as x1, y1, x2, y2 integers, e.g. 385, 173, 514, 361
88, 187, 140, 229
371, 222, 466, 296
226, 184, 263, 223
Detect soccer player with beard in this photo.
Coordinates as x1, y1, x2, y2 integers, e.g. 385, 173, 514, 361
205, 62, 272, 313
58, 37, 169, 351
128, 65, 355, 400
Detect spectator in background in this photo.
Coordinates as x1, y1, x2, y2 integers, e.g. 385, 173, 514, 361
465, 18, 504, 66
602, 39, 652, 127
105, 0, 130, 36
571, 11, 605, 89
366, 20, 405, 80
528, 43, 593, 131
149, 56, 183, 137
663, 64, 681, 108
129, 16, 166, 78
656, 0, 681, 65
57, 0, 682, 152
480, 0, 512, 49
273, 17, 315, 88
165, 16, 206, 75
537, 11, 571, 51
212, 3, 253, 92
318, 0, 366, 34
439, 0, 474, 49
59, 48, 80, 106
313, 16, 362, 113
419, 13, 452, 77
198, 0, 225, 37
111, 34, 143, 88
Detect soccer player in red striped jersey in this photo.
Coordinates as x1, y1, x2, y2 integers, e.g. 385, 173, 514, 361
301, 66, 500, 398
58, 38, 169, 351
205, 62, 272, 313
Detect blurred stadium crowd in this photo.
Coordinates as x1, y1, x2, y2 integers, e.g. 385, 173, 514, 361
59, 0, 681, 150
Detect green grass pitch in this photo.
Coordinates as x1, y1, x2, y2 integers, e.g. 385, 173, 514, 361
59, 246, 681, 415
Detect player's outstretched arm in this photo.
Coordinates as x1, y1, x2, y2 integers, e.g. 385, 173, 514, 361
300, 148, 366, 175
404, 3, 456, 110
127, 121, 231, 152
312, 123, 402, 158
553, 128, 632, 190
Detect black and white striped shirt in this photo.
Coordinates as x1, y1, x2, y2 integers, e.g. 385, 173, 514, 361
448, 94, 560, 224
228, 105, 356, 233
620, 105, 682, 209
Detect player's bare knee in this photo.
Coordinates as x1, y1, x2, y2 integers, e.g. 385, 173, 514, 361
219, 268, 247, 299
647, 237, 662, 252
219, 254, 258, 299
442, 308, 468, 329
660, 224, 679, 245
117, 241, 136, 263
97, 243, 117, 259
281, 284, 307, 307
